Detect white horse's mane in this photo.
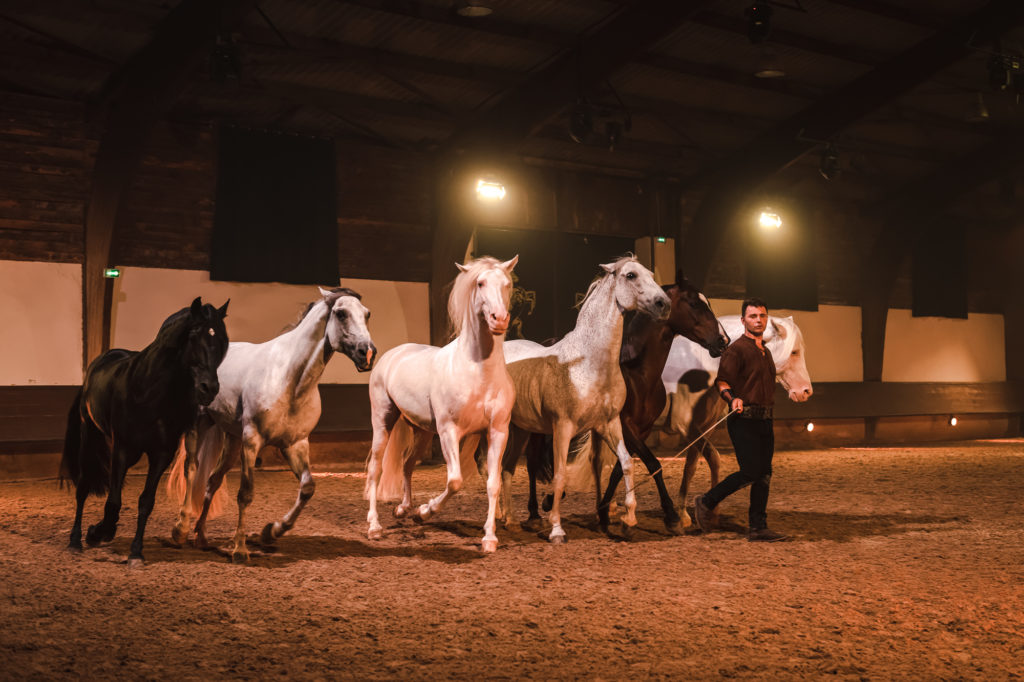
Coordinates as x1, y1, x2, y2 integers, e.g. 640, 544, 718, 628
576, 254, 637, 310
448, 256, 505, 338
281, 287, 363, 334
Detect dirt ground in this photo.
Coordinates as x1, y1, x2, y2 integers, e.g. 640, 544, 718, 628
1, 440, 1022, 680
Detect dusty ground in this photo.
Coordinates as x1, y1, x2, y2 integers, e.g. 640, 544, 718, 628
1, 440, 1022, 680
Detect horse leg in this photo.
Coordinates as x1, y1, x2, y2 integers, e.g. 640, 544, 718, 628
68, 482, 89, 552
624, 425, 682, 534
678, 441, 700, 527
395, 428, 431, 519
416, 428, 472, 522
547, 421, 575, 544
194, 435, 238, 550
86, 446, 129, 546
229, 429, 262, 562
127, 448, 171, 566
523, 433, 544, 530
481, 424, 509, 553
597, 420, 638, 535
171, 426, 199, 546
260, 438, 313, 547
500, 426, 529, 530
365, 405, 399, 541
599, 460, 623, 534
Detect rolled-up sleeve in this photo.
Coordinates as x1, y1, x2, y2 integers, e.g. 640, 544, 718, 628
715, 346, 741, 391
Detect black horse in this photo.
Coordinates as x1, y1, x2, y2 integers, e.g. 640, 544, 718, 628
60, 297, 229, 565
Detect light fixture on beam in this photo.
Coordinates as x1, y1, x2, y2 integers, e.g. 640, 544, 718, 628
805, 421, 814, 432
453, 1, 492, 18
948, 415, 958, 427
476, 177, 506, 201
754, 45, 785, 79
758, 209, 782, 230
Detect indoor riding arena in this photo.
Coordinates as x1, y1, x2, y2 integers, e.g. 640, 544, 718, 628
2, 1, 1023, 680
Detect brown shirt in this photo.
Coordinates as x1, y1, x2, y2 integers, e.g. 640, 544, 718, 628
716, 334, 776, 407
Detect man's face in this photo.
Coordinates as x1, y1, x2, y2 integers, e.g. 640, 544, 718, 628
742, 305, 768, 337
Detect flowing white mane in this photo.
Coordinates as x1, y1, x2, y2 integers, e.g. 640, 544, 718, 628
448, 256, 506, 338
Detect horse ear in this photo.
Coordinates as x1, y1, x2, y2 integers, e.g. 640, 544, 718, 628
217, 299, 230, 318
675, 269, 686, 286
190, 297, 203, 317
770, 318, 787, 339
455, 262, 469, 273
501, 254, 519, 273
318, 286, 333, 299
599, 261, 616, 274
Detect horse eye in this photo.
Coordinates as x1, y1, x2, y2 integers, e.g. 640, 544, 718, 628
365, 311, 371, 320
625, 272, 637, 280
336, 309, 348, 319
477, 281, 485, 288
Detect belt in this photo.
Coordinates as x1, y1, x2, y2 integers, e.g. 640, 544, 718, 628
735, 404, 772, 420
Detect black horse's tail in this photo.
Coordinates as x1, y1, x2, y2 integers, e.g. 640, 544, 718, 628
59, 391, 109, 496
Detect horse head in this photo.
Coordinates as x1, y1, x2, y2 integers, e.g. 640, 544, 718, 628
183, 297, 230, 405
319, 287, 377, 372
601, 257, 669, 320
452, 255, 518, 336
664, 271, 730, 358
764, 316, 813, 403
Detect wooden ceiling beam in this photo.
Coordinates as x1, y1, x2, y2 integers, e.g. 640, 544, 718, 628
679, 0, 1024, 289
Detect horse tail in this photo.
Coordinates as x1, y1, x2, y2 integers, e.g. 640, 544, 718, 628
165, 437, 188, 505
563, 431, 608, 492
191, 425, 229, 519
59, 390, 109, 496
374, 419, 413, 502
525, 433, 554, 484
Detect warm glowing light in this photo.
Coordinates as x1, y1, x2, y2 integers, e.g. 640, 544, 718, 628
759, 210, 782, 230
949, 416, 958, 427
805, 421, 814, 432
476, 178, 506, 201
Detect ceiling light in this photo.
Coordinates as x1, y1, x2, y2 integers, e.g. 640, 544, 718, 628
805, 421, 814, 432
758, 209, 782, 230
754, 45, 785, 78
476, 178, 506, 201
454, 1, 492, 18
745, 3, 773, 44
948, 415, 958, 427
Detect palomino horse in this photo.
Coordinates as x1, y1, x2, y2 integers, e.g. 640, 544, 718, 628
500, 256, 670, 543
169, 287, 375, 562
365, 256, 518, 553
524, 273, 729, 534
661, 314, 812, 525
60, 298, 229, 565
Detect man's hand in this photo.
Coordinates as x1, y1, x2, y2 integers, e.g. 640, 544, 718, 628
731, 397, 744, 414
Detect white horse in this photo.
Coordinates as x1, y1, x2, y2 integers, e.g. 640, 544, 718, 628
660, 314, 812, 525
169, 287, 376, 562
365, 256, 518, 553
499, 256, 670, 543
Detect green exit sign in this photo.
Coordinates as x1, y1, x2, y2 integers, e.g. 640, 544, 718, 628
103, 268, 121, 278
656, 236, 666, 243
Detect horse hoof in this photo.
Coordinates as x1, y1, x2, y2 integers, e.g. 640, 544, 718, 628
85, 525, 101, 547
367, 527, 383, 541
414, 506, 432, 523
620, 522, 636, 540
230, 550, 250, 563
664, 518, 684, 536
680, 511, 693, 528
127, 556, 144, 569
541, 494, 554, 513
394, 505, 409, 519
260, 523, 278, 547
66, 542, 83, 554
502, 520, 521, 532
548, 532, 567, 545
481, 539, 498, 553
170, 526, 188, 547
522, 516, 543, 532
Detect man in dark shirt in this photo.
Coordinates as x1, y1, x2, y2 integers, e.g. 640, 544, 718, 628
693, 297, 789, 542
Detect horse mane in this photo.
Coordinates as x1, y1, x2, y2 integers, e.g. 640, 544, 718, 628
284, 287, 364, 333
576, 254, 638, 310
447, 257, 503, 339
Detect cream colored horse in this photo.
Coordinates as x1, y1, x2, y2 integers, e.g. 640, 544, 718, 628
365, 256, 517, 553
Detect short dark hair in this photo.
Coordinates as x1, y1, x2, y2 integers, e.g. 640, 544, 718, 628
741, 297, 768, 316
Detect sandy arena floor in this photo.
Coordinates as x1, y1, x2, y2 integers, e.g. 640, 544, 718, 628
1, 440, 1022, 680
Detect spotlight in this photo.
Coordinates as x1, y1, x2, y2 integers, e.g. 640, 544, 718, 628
475, 177, 506, 201
745, 3, 773, 44
948, 416, 958, 427
758, 209, 782, 230
819, 143, 840, 181
805, 421, 814, 432
754, 45, 785, 79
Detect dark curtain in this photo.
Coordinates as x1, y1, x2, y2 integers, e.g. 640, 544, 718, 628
211, 126, 338, 285
474, 227, 635, 341
912, 216, 967, 319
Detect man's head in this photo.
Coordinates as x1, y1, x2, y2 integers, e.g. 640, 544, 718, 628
741, 297, 768, 337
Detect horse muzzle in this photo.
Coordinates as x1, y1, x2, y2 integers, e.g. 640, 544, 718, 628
646, 294, 671, 321
352, 342, 377, 372
487, 311, 510, 336
195, 380, 220, 406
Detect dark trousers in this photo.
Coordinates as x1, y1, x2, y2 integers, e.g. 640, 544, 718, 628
704, 415, 774, 530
